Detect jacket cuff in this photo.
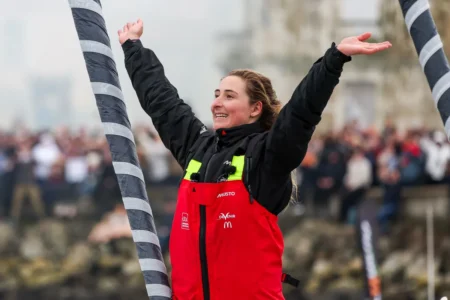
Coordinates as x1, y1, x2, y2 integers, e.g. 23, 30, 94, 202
122, 39, 143, 56
325, 42, 352, 72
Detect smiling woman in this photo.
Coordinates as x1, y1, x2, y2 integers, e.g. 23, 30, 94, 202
212, 70, 281, 131
119, 18, 391, 300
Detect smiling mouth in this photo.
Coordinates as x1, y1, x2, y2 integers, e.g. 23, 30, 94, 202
214, 114, 228, 119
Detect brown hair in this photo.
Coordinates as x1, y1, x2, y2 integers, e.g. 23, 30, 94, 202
227, 69, 282, 130
227, 69, 298, 204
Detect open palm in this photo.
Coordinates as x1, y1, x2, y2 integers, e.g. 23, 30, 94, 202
337, 32, 392, 56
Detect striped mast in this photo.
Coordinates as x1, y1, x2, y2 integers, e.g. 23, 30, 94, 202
398, 0, 449, 298
67, 0, 172, 298
399, 0, 450, 137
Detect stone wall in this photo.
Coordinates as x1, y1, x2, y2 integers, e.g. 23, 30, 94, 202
282, 219, 450, 300
0, 185, 449, 299
367, 184, 450, 221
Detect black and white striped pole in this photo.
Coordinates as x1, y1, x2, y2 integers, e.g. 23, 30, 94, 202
399, 0, 450, 137
67, 0, 171, 298
399, 1, 450, 299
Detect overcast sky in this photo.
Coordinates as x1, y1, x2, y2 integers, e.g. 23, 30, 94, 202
0, 0, 245, 130
0, 0, 378, 131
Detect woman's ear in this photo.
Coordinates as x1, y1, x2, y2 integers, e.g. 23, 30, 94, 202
250, 101, 263, 118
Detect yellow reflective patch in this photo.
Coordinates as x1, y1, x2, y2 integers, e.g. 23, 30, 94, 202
228, 155, 245, 181
184, 159, 202, 180
183, 156, 245, 181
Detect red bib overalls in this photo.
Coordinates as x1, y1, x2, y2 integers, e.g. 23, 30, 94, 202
169, 155, 285, 300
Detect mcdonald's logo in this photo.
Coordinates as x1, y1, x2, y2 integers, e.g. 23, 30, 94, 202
224, 221, 232, 229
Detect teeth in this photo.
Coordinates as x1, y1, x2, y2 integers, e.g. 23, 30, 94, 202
215, 114, 227, 118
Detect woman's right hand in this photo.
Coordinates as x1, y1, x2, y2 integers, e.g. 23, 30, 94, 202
118, 19, 144, 45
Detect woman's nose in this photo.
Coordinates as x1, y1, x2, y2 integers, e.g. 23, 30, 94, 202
212, 97, 223, 107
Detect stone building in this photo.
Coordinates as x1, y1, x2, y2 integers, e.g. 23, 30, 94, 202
216, 0, 450, 134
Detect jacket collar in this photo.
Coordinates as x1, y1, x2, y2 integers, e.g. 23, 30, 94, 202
214, 121, 265, 147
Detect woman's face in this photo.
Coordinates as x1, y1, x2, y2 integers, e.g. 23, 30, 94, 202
211, 76, 261, 130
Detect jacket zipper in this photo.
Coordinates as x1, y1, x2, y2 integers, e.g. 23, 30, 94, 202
198, 139, 218, 300
199, 205, 210, 300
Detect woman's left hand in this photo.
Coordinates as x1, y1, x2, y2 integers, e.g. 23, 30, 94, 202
337, 32, 392, 56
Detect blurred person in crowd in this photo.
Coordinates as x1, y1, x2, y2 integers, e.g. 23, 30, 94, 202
78, 148, 103, 200
377, 136, 402, 233
46, 151, 70, 211
73, 134, 107, 216
0, 132, 10, 216
136, 128, 171, 185
32, 132, 62, 181
295, 141, 319, 216
421, 130, 450, 183
0, 132, 7, 213
64, 135, 88, 200
336, 125, 354, 161
361, 126, 382, 186
118, 17, 391, 299
382, 115, 397, 139
340, 146, 372, 223
314, 135, 347, 218
93, 143, 122, 215
53, 125, 71, 152
399, 130, 424, 185
10, 137, 45, 220
32, 132, 62, 203
0, 132, 16, 217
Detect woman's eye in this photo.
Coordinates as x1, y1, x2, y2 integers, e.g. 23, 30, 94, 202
226, 95, 233, 99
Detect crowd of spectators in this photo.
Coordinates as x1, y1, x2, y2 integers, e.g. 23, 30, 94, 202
1, 119, 449, 236
0, 123, 181, 220
297, 119, 450, 231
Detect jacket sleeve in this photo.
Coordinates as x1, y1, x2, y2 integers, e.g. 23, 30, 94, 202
263, 43, 351, 176
122, 39, 206, 168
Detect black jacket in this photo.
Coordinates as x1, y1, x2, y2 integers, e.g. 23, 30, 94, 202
122, 39, 350, 215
